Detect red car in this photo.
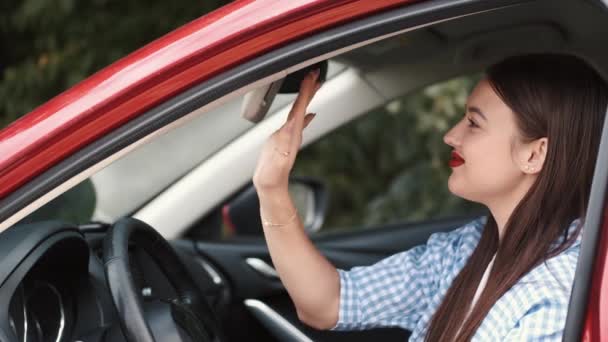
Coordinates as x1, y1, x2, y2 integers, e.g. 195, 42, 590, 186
0, 0, 607, 341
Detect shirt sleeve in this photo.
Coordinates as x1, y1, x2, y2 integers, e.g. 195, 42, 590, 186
331, 218, 484, 331
502, 300, 567, 342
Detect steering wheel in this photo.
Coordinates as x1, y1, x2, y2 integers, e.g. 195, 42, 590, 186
103, 217, 224, 342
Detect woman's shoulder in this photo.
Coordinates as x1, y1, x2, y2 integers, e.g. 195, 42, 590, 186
518, 251, 579, 299
415, 216, 487, 278
478, 248, 579, 340
525, 217, 585, 295
427, 215, 487, 246
509, 219, 582, 304
436, 215, 487, 256
490, 244, 580, 322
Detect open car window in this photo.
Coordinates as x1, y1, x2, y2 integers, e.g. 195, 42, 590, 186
15, 61, 346, 226
186, 73, 487, 240
17, 69, 485, 240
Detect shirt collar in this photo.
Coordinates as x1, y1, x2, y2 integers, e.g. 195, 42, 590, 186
552, 217, 583, 251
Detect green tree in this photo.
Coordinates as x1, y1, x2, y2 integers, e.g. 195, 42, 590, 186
0, 0, 229, 128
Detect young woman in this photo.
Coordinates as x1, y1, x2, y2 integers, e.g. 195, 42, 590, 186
252, 54, 608, 341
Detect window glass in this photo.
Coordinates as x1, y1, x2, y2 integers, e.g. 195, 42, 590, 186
292, 75, 485, 232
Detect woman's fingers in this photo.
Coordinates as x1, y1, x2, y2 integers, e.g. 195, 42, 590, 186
314, 81, 322, 93
287, 69, 321, 124
276, 70, 321, 150
303, 113, 316, 129
253, 70, 321, 192
280, 69, 321, 138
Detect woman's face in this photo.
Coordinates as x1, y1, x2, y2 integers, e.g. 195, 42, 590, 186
443, 78, 528, 205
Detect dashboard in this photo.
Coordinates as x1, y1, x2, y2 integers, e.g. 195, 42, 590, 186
9, 278, 73, 342
0, 221, 228, 342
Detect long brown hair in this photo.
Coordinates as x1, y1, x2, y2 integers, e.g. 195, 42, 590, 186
425, 54, 608, 341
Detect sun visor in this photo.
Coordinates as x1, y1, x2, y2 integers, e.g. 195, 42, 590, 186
241, 79, 284, 123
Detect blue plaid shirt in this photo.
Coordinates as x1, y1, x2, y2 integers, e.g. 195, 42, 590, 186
331, 216, 583, 341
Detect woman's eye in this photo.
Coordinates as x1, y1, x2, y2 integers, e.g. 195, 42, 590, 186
467, 118, 478, 128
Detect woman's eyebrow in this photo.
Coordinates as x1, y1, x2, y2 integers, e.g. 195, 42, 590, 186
467, 105, 488, 121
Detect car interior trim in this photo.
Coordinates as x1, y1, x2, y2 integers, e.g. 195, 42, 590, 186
245, 258, 279, 279
44, 283, 65, 342
20, 292, 26, 342
195, 258, 223, 285
243, 299, 313, 342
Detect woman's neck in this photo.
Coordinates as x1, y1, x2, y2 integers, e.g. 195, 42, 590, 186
487, 176, 537, 242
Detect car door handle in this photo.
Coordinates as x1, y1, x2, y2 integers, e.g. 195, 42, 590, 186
246, 258, 279, 279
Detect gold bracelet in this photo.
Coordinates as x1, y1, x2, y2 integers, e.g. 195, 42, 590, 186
261, 209, 298, 227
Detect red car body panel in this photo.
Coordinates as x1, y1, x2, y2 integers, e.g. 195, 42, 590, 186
0, 0, 417, 199
583, 207, 608, 342
0, 0, 605, 340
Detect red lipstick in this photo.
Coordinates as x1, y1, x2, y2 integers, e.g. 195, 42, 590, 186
449, 151, 465, 167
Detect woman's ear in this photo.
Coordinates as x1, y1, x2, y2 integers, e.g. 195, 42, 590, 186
520, 137, 548, 174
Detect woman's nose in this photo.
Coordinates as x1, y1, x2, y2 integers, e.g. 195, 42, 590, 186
443, 124, 461, 147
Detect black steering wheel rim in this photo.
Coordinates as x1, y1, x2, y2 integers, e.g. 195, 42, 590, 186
103, 217, 223, 342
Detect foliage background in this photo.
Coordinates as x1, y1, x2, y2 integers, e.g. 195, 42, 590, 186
2, 1, 485, 231
0, 0, 229, 127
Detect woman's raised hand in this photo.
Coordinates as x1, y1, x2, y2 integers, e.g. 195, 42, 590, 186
253, 69, 322, 193
253, 70, 340, 329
